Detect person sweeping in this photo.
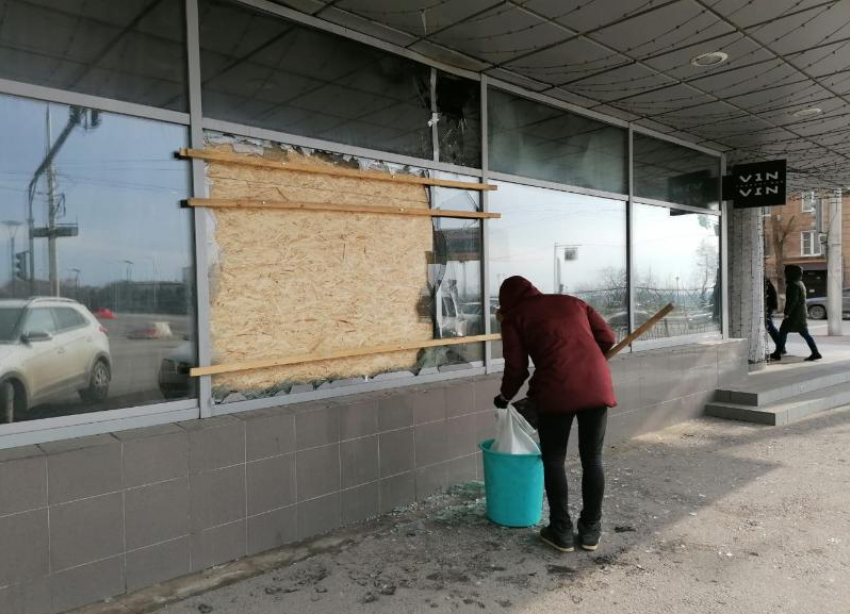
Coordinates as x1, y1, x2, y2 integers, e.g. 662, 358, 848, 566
493, 276, 617, 552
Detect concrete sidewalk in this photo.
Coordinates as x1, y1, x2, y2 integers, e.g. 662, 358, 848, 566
116, 406, 850, 614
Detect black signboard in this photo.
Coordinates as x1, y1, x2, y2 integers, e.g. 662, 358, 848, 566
723, 160, 786, 208
667, 169, 717, 208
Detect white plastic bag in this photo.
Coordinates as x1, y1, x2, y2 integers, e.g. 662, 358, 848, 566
491, 404, 539, 454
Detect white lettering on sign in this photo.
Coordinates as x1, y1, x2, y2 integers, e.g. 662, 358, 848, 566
739, 189, 752, 197
766, 171, 779, 181
739, 175, 752, 183
766, 186, 778, 195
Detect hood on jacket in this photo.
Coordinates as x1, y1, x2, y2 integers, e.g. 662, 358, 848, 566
499, 276, 542, 313
785, 265, 803, 283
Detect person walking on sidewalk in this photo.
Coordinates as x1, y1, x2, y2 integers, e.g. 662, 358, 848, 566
770, 265, 822, 362
765, 277, 782, 354
492, 276, 617, 553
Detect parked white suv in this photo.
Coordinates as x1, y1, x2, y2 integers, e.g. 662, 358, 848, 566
0, 297, 111, 420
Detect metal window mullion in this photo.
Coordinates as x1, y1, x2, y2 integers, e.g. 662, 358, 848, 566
626, 124, 637, 344
720, 153, 730, 339
430, 68, 439, 163
187, 0, 212, 419
480, 75, 494, 372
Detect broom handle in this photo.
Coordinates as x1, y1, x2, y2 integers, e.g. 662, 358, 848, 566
605, 303, 675, 360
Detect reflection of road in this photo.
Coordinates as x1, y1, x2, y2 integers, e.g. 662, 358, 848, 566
20, 313, 192, 421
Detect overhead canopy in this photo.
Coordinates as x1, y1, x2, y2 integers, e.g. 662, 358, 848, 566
275, 0, 850, 194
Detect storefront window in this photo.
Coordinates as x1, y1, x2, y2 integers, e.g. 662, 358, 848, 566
198, 0, 434, 160
488, 88, 627, 194
632, 204, 721, 339
633, 134, 720, 209
436, 72, 481, 168
488, 181, 628, 357
0, 0, 187, 111
0, 94, 196, 424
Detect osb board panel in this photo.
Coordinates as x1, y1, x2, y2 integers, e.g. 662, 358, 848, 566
207, 143, 434, 392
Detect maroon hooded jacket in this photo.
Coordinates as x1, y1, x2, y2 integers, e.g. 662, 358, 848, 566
498, 276, 617, 414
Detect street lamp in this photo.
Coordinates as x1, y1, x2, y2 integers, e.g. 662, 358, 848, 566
2, 221, 22, 297
69, 268, 81, 300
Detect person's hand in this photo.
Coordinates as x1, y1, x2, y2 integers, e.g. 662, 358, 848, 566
493, 394, 509, 409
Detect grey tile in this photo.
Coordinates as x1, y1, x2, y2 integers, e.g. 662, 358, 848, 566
340, 436, 378, 489
190, 520, 246, 572
247, 506, 297, 556
51, 555, 124, 614
379, 473, 415, 513
0, 445, 43, 462
0, 454, 46, 516
342, 482, 379, 525
190, 466, 246, 532
377, 394, 414, 431
0, 509, 48, 586
412, 388, 446, 424
38, 433, 116, 454
296, 404, 340, 450
297, 492, 341, 541
247, 454, 296, 516
414, 421, 447, 467
445, 382, 475, 418
0, 576, 51, 614
473, 378, 501, 413
50, 493, 123, 572
379, 428, 414, 477
446, 455, 478, 487
47, 441, 122, 505
475, 410, 496, 448
125, 478, 190, 551
445, 415, 477, 460
415, 463, 447, 500
113, 423, 184, 441
187, 419, 244, 474
338, 399, 378, 441
296, 444, 340, 502
243, 410, 296, 462
123, 430, 189, 489
126, 537, 191, 592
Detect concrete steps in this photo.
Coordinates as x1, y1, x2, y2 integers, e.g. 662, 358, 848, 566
705, 359, 850, 426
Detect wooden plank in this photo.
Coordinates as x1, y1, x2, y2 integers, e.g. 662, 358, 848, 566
186, 198, 501, 220
605, 303, 675, 359
178, 148, 497, 192
191, 334, 501, 377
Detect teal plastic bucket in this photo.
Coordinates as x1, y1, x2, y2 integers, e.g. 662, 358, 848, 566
479, 438, 544, 527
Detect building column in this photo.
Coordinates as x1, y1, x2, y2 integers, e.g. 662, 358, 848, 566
827, 188, 843, 336
728, 206, 766, 363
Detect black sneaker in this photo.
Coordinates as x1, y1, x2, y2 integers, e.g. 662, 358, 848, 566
805, 353, 823, 362
539, 526, 574, 553
769, 351, 782, 361
577, 520, 601, 551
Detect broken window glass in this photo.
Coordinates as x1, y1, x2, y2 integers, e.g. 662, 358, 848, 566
436, 72, 481, 168
633, 134, 720, 209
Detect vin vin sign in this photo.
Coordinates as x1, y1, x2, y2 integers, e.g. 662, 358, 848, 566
723, 160, 786, 208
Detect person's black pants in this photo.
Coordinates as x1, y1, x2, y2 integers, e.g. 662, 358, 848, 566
537, 407, 607, 535
765, 310, 780, 346
775, 322, 819, 356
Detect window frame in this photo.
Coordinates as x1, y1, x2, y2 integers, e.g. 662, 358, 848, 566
0, 0, 727, 447
801, 230, 821, 256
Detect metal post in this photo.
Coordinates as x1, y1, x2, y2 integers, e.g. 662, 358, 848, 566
827, 188, 843, 336
46, 107, 60, 297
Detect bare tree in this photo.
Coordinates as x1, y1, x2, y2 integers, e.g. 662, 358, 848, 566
768, 213, 796, 298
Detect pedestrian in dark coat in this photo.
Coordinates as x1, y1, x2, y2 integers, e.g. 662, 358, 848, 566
492, 276, 617, 553
764, 277, 781, 351
770, 265, 822, 361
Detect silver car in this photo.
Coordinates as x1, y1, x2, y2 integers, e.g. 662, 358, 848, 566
0, 297, 111, 421
805, 291, 850, 320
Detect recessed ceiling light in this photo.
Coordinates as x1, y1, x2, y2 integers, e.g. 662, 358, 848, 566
793, 107, 823, 118
690, 51, 729, 67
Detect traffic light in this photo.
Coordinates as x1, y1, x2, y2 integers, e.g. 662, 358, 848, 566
14, 251, 28, 281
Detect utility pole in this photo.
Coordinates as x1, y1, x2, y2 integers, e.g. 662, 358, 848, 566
2, 221, 21, 296
827, 188, 843, 336
46, 109, 60, 297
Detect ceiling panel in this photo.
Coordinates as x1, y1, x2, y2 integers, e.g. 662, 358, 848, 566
611, 83, 715, 116
709, 0, 832, 29
503, 37, 629, 85
753, 97, 848, 126
315, 7, 419, 47
648, 99, 746, 128
785, 39, 850, 77
518, 0, 689, 34
588, 0, 734, 57
643, 33, 773, 80
744, 2, 850, 56
819, 69, 850, 95
331, 0, 501, 38
686, 59, 801, 99
485, 66, 551, 91
566, 63, 676, 102
428, 4, 571, 65
725, 78, 826, 112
